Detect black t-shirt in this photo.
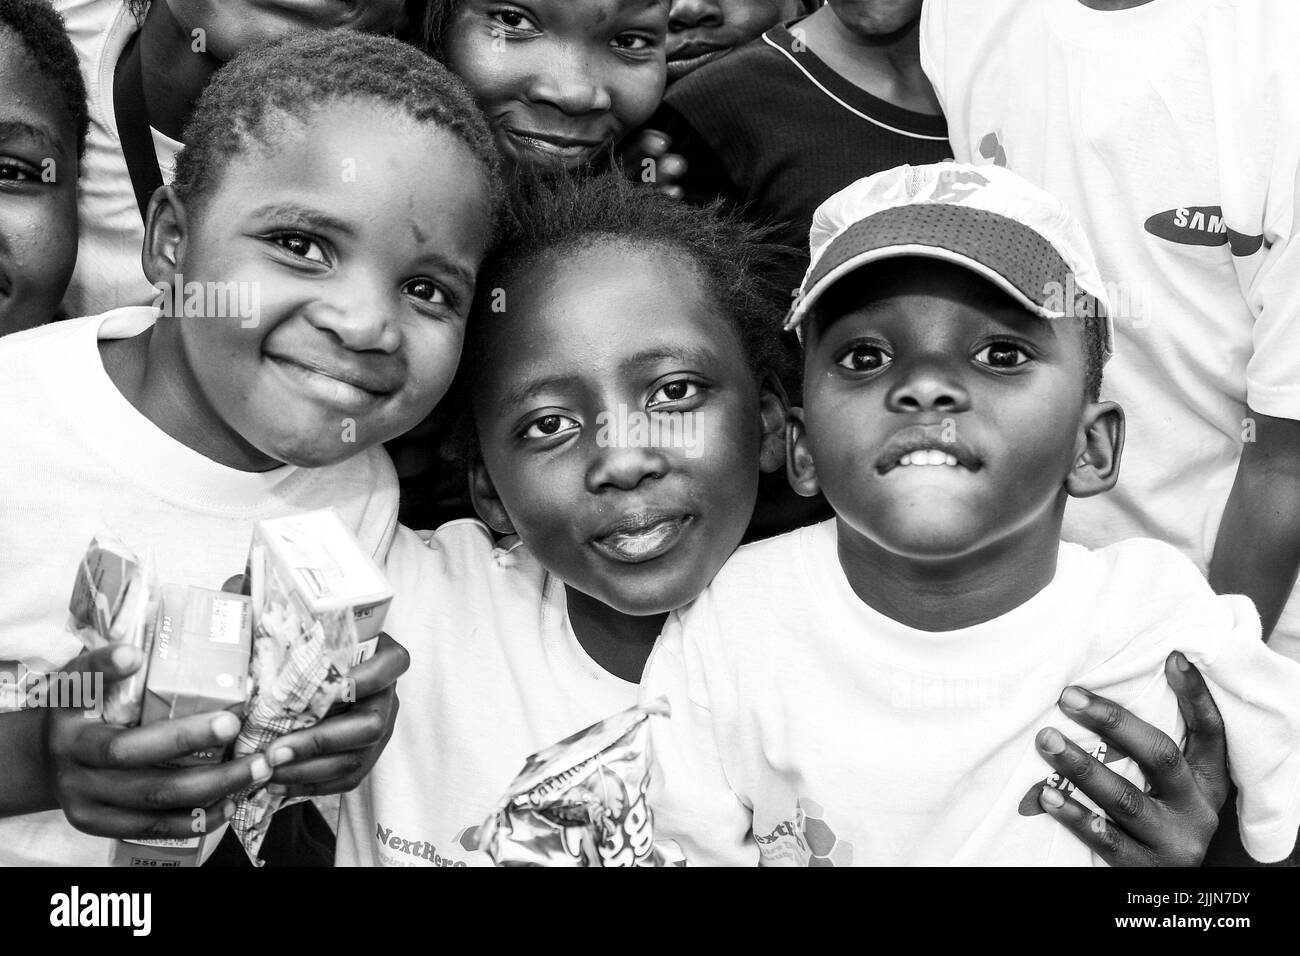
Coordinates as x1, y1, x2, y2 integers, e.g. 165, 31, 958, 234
653, 20, 952, 301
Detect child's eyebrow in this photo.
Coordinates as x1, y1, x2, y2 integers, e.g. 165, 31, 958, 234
499, 373, 582, 411
246, 202, 356, 237
0, 119, 65, 159
618, 344, 718, 374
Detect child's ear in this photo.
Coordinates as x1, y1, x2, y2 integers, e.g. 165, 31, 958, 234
757, 372, 791, 474
468, 455, 516, 535
1066, 400, 1125, 499
141, 186, 189, 287
786, 407, 821, 498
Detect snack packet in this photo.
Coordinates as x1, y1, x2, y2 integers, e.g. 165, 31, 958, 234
230, 509, 392, 864
478, 699, 682, 867
67, 535, 160, 725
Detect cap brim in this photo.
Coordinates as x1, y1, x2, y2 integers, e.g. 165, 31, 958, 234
788, 205, 1112, 355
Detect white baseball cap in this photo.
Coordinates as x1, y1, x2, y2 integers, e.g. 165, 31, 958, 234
786, 162, 1114, 358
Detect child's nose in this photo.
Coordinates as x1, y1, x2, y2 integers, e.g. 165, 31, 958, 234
302, 282, 402, 354
586, 444, 670, 493
526, 48, 614, 116
669, 0, 725, 32
885, 360, 971, 415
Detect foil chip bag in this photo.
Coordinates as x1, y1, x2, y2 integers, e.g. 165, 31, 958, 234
67, 535, 160, 726
479, 700, 683, 867
231, 508, 392, 864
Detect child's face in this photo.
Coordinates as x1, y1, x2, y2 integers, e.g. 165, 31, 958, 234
666, 0, 801, 81
794, 260, 1104, 565
0, 28, 79, 333
162, 0, 409, 61
825, 0, 923, 37
146, 101, 493, 469
472, 242, 782, 615
445, 0, 668, 172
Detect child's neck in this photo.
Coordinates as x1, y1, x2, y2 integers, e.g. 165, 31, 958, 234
137, 1, 223, 140
565, 586, 667, 684
99, 326, 282, 473
798, 6, 940, 116
834, 516, 1064, 632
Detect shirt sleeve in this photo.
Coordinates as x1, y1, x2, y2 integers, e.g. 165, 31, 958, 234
1188, 594, 1300, 863
1244, 144, 1300, 419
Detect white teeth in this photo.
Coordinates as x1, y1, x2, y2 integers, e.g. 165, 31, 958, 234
896, 449, 962, 468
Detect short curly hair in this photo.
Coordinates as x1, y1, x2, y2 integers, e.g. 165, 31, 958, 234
0, 0, 90, 159
446, 171, 793, 467
171, 30, 504, 229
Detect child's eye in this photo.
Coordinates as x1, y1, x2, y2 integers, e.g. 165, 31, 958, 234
975, 342, 1030, 368
402, 278, 449, 307
490, 8, 537, 32
612, 33, 655, 52
836, 344, 892, 373
646, 380, 700, 407
0, 159, 36, 183
522, 413, 580, 440
272, 233, 328, 264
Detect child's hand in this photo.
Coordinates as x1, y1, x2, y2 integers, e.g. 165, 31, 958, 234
621, 129, 688, 200
46, 643, 273, 839
260, 632, 410, 798
1033, 651, 1228, 866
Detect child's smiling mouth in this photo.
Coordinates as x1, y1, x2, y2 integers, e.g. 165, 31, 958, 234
875, 429, 982, 475
267, 354, 394, 413
590, 513, 694, 563
501, 127, 606, 163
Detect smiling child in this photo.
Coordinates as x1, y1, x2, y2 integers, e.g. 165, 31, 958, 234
0, 30, 500, 865
423, 0, 668, 174
644, 162, 1300, 866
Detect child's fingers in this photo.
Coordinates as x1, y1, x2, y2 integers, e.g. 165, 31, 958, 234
66, 642, 144, 687
1034, 726, 1164, 847
263, 702, 391, 770
266, 752, 369, 793
656, 153, 688, 184
64, 796, 237, 841
1036, 786, 1154, 867
1057, 684, 1202, 806
344, 634, 410, 699
91, 753, 272, 812
1165, 651, 1230, 812
70, 710, 243, 769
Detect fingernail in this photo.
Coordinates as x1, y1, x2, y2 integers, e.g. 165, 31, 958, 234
266, 784, 287, 797
110, 645, 138, 670
250, 756, 271, 784
268, 746, 293, 767
1173, 651, 1190, 672
1059, 686, 1089, 712
1039, 785, 1065, 809
1039, 727, 1066, 754
212, 712, 240, 739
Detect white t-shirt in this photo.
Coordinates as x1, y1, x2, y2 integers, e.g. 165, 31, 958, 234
336, 522, 734, 867
57, 0, 182, 318
0, 308, 399, 865
919, 0, 1300, 660
644, 520, 1300, 866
